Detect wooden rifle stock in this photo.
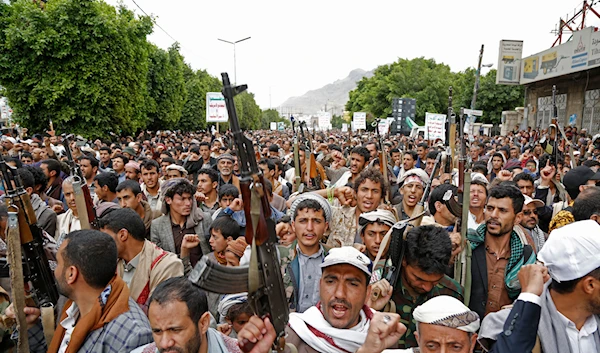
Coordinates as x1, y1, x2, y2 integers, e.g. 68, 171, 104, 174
62, 136, 96, 228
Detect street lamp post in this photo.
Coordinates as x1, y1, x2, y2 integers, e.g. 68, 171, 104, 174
217, 36, 251, 84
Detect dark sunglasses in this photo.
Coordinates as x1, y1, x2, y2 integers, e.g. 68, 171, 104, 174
523, 209, 538, 216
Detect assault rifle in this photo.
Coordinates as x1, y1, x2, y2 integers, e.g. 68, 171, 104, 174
290, 117, 304, 193
0, 155, 59, 308
298, 121, 320, 190
454, 108, 473, 305
189, 73, 289, 352
372, 118, 392, 204
62, 136, 95, 229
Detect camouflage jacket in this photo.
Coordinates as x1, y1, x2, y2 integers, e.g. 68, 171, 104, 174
279, 241, 330, 312
392, 275, 464, 349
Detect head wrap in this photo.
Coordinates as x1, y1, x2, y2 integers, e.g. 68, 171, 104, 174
357, 209, 397, 237
165, 164, 188, 177
320, 246, 372, 277
216, 153, 235, 162
398, 168, 430, 186
413, 295, 480, 333
226, 237, 248, 259
289, 193, 332, 222
125, 161, 140, 171
217, 293, 248, 323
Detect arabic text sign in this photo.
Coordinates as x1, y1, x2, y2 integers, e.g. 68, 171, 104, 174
497, 40, 523, 85
353, 112, 366, 130
425, 112, 446, 142
206, 92, 229, 123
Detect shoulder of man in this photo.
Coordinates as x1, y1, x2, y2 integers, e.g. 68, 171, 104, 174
99, 299, 153, 349
434, 275, 464, 300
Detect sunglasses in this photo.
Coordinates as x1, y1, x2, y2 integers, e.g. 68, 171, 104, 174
523, 209, 538, 216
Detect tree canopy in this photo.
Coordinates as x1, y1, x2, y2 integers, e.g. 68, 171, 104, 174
0, 0, 264, 137
346, 58, 525, 125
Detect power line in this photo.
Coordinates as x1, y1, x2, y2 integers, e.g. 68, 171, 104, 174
130, 0, 178, 43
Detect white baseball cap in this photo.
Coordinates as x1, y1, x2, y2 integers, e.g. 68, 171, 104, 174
523, 195, 545, 208
538, 220, 600, 282
320, 246, 372, 277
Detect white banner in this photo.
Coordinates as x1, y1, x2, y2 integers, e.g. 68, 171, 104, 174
497, 40, 523, 85
378, 120, 389, 135
342, 123, 348, 132
317, 111, 331, 131
425, 112, 446, 142
206, 92, 229, 123
270, 122, 277, 131
353, 112, 367, 130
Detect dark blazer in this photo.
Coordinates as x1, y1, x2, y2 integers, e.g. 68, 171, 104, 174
469, 243, 489, 319
469, 243, 533, 320
490, 299, 541, 353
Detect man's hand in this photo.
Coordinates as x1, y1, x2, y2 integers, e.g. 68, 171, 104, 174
229, 198, 243, 212
518, 263, 549, 297
334, 186, 355, 206
194, 191, 206, 203
52, 204, 64, 214
539, 160, 556, 187
366, 279, 393, 311
497, 170, 513, 182
275, 222, 294, 246
237, 315, 277, 353
356, 312, 406, 353
353, 243, 366, 253
5, 304, 41, 329
181, 234, 200, 258
449, 231, 463, 264
217, 323, 232, 336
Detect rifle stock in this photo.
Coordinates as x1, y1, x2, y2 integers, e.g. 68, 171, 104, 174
62, 136, 95, 228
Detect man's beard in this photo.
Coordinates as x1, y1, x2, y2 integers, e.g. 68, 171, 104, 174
56, 271, 72, 299
158, 326, 201, 353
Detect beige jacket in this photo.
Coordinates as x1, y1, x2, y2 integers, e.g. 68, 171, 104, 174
117, 240, 183, 311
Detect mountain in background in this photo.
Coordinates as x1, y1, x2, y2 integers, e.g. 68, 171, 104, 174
279, 69, 374, 116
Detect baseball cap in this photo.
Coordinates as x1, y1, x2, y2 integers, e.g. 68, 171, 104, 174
320, 246, 372, 277
538, 220, 600, 282
563, 166, 596, 199
523, 195, 545, 208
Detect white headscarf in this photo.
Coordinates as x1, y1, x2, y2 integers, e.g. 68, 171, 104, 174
413, 295, 480, 333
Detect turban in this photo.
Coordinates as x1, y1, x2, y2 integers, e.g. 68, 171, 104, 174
217, 293, 248, 323
398, 168, 430, 187
357, 209, 397, 237
413, 295, 480, 333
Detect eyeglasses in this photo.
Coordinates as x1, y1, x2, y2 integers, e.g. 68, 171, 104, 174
523, 209, 538, 216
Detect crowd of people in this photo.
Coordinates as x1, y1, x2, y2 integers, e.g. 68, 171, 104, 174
0, 122, 598, 353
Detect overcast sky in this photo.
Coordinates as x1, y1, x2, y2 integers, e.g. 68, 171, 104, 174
106, 0, 595, 110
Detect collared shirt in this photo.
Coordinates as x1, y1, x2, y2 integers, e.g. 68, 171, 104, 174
392, 274, 464, 349
146, 192, 160, 211
122, 253, 141, 287
296, 245, 324, 313
485, 245, 512, 315
171, 221, 202, 267
557, 311, 598, 353
59, 302, 80, 353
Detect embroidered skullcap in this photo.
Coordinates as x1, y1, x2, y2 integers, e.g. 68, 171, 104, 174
413, 295, 480, 333
289, 193, 332, 222
320, 246, 372, 277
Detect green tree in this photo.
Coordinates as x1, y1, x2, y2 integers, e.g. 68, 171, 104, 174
0, 0, 153, 137
145, 44, 187, 130
179, 67, 222, 131
234, 92, 261, 130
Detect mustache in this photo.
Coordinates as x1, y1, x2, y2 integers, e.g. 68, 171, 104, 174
159, 349, 184, 353
328, 299, 352, 309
